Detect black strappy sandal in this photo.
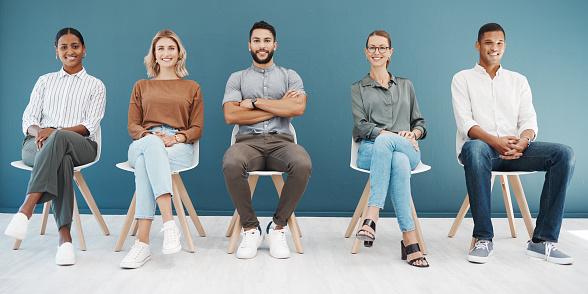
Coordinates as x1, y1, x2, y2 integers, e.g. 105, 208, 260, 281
401, 240, 429, 267
356, 219, 376, 247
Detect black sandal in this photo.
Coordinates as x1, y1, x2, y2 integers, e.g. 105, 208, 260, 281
401, 240, 429, 267
356, 219, 376, 247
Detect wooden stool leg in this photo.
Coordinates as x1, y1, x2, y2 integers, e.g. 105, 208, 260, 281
172, 183, 195, 253
509, 175, 535, 238
12, 239, 22, 250
130, 219, 138, 236
115, 193, 136, 252
173, 174, 206, 237
411, 197, 427, 255
470, 237, 477, 251
346, 179, 371, 238
72, 196, 86, 251
291, 212, 302, 237
352, 194, 370, 254
227, 212, 242, 254
226, 210, 238, 237
74, 171, 110, 235
448, 175, 496, 237
500, 175, 517, 238
40, 201, 51, 235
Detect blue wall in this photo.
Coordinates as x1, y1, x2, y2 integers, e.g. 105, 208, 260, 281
1, 0, 586, 218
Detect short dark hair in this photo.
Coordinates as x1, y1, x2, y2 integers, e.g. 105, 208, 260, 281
55, 27, 85, 46
478, 23, 505, 42
250, 21, 276, 41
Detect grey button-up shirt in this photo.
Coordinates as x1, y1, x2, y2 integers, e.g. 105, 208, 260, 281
351, 74, 426, 142
222, 64, 306, 135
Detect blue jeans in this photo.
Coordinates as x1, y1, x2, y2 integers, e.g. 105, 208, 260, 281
356, 134, 421, 232
461, 140, 575, 242
128, 125, 193, 220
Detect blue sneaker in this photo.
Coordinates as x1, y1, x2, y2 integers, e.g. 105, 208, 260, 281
468, 239, 493, 263
526, 240, 573, 265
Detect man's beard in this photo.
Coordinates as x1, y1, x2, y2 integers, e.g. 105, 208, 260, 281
251, 49, 274, 64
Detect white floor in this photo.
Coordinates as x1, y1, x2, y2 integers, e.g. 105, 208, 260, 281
1, 214, 587, 294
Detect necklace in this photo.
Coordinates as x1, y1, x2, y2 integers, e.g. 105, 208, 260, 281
370, 72, 389, 86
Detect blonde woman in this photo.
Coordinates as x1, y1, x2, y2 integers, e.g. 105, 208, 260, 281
120, 30, 203, 269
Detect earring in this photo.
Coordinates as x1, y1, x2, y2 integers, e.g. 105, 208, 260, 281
56, 55, 59, 60
388, 57, 390, 60
83, 53, 86, 58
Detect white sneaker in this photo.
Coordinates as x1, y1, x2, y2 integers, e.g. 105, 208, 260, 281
236, 226, 263, 259
161, 220, 181, 255
265, 222, 290, 259
120, 240, 152, 269
5, 212, 30, 240
55, 242, 75, 266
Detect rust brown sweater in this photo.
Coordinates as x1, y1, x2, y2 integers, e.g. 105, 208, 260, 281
128, 79, 203, 143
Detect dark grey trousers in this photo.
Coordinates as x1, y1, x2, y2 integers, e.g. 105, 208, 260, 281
222, 133, 312, 228
22, 130, 97, 230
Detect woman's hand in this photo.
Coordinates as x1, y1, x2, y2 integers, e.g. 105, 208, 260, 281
154, 131, 177, 147
398, 131, 419, 151
34, 128, 56, 151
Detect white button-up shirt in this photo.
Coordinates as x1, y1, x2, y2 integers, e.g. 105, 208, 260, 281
451, 64, 538, 160
22, 68, 106, 142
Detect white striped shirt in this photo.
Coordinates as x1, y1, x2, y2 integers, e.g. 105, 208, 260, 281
22, 67, 106, 141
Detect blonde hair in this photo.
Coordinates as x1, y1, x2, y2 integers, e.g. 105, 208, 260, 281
144, 30, 188, 78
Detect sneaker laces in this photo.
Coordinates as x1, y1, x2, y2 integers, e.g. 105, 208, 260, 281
272, 228, 288, 248
474, 240, 490, 251
161, 226, 179, 246
126, 242, 144, 259
240, 229, 258, 247
544, 241, 559, 260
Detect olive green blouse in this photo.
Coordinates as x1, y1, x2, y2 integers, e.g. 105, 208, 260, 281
351, 74, 426, 142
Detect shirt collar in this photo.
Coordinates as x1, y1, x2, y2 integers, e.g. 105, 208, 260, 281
59, 67, 87, 79
250, 64, 276, 73
474, 63, 503, 77
360, 73, 397, 88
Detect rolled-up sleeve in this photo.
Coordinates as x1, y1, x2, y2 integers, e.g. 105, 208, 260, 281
287, 70, 306, 95
408, 81, 426, 139
222, 72, 243, 105
80, 80, 106, 138
22, 76, 46, 135
351, 83, 380, 141
517, 77, 538, 139
452, 73, 479, 138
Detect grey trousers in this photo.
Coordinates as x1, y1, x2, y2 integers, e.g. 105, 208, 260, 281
222, 133, 312, 228
22, 130, 97, 230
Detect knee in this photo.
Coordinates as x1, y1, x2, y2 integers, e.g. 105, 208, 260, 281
461, 140, 491, 167
289, 150, 312, 176
222, 148, 246, 175
555, 144, 575, 170
140, 134, 165, 147
374, 133, 396, 148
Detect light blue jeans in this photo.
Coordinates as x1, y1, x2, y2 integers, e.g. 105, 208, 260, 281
356, 133, 420, 232
128, 125, 193, 220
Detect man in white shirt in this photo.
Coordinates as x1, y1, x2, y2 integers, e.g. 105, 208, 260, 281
451, 23, 575, 264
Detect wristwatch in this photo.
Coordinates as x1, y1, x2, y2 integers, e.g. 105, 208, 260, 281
251, 97, 257, 109
413, 132, 418, 140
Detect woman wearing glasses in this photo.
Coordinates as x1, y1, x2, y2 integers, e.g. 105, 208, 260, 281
351, 30, 428, 267
4, 28, 106, 265
119, 30, 203, 269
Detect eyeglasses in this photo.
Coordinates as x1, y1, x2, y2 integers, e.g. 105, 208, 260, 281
366, 46, 391, 54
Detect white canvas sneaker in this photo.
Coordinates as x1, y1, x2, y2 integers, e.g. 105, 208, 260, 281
5, 212, 30, 240
236, 226, 263, 259
55, 242, 75, 266
120, 240, 152, 269
265, 221, 290, 259
161, 220, 181, 254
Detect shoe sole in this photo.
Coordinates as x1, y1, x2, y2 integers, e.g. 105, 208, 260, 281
467, 250, 493, 263
55, 257, 75, 266
5, 228, 26, 240
162, 244, 182, 255
236, 235, 263, 259
526, 250, 573, 265
120, 255, 152, 269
